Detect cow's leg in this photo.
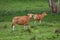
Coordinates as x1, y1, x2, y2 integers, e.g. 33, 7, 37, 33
12, 18, 17, 32
34, 20, 36, 25
12, 25, 15, 31
12, 23, 15, 31
40, 20, 41, 24
24, 25, 27, 30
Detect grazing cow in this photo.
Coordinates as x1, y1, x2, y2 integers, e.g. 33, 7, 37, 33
33, 12, 47, 24
12, 14, 33, 31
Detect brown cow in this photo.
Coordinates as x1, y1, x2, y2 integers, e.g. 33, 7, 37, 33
33, 12, 47, 24
12, 14, 33, 31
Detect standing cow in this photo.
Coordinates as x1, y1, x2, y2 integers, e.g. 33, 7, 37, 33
12, 14, 33, 31
33, 12, 47, 24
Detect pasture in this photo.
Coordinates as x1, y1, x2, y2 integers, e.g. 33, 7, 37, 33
0, 0, 60, 40
0, 14, 60, 40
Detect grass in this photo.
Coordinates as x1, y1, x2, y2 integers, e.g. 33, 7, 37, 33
0, 0, 49, 22
0, 0, 60, 40
0, 14, 60, 40
0, 0, 59, 22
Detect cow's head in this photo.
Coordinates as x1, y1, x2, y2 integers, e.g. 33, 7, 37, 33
27, 13, 33, 18
41, 12, 47, 16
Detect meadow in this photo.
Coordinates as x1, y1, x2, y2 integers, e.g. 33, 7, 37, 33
0, 0, 60, 40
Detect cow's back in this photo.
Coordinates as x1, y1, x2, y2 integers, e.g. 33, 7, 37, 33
17, 16, 29, 25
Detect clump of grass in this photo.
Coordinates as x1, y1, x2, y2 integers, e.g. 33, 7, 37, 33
31, 25, 36, 30
0, 24, 7, 29
26, 29, 31, 33
3, 24, 7, 28
30, 36, 36, 40
55, 28, 60, 33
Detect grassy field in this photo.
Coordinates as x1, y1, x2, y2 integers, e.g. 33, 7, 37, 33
0, 14, 60, 40
0, 0, 49, 22
0, 0, 60, 40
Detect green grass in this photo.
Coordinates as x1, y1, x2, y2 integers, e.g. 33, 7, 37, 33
0, 0, 59, 22
0, 14, 60, 40
0, 0, 50, 22
0, 0, 60, 40
0, 21, 60, 40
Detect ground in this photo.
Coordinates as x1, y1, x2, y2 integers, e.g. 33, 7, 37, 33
0, 14, 60, 40
0, 0, 60, 40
